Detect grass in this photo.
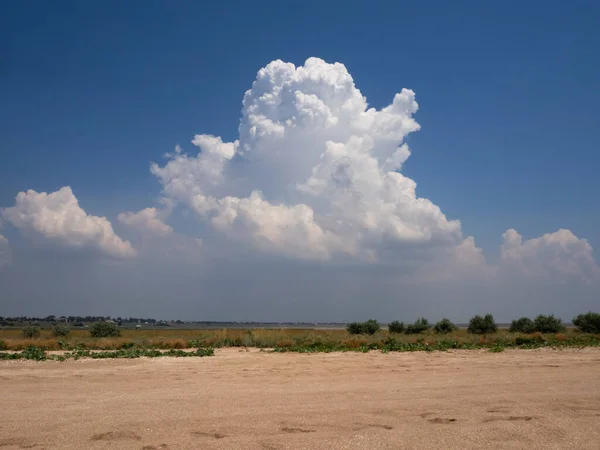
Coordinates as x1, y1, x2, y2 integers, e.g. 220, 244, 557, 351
1, 327, 599, 358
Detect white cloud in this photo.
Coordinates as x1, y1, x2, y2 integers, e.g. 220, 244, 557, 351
118, 207, 173, 237
151, 57, 468, 264
2, 186, 135, 259
500, 229, 600, 283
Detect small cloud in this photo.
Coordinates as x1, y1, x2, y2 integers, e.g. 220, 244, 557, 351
118, 207, 173, 237
2, 186, 135, 259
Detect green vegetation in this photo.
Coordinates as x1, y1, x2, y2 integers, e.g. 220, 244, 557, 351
467, 314, 497, 334
533, 314, 565, 333
434, 318, 457, 334
510, 317, 535, 333
51, 323, 71, 337
405, 318, 430, 334
387, 320, 405, 334
89, 322, 120, 338
346, 319, 380, 335
22, 326, 41, 339
0, 346, 214, 361
573, 312, 600, 333
0, 339, 7, 351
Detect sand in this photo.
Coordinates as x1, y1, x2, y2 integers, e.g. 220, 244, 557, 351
1, 347, 599, 449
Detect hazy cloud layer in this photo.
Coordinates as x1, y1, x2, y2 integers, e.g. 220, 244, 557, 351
2, 186, 135, 259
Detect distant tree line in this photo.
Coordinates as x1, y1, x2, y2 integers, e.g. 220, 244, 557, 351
346, 312, 600, 335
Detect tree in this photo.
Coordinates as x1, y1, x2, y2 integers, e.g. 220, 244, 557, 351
509, 317, 535, 333
52, 323, 71, 337
405, 318, 430, 334
533, 315, 565, 333
346, 319, 380, 335
467, 314, 497, 334
388, 321, 405, 334
434, 318, 457, 334
89, 322, 120, 338
573, 312, 600, 333
22, 326, 41, 339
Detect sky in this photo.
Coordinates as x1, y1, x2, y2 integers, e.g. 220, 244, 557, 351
1, 0, 599, 321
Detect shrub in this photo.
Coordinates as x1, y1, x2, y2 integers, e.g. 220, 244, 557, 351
89, 322, 120, 338
533, 314, 565, 333
510, 317, 535, 334
573, 312, 600, 333
405, 318, 430, 334
362, 319, 380, 335
22, 326, 41, 339
346, 322, 363, 335
434, 318, 457, 334
346, 319, 380, 335
21, 345, 47, 361
0, 339, 7, 350
467, 314, 497, 334
51, 323, 71, 337
388, 321, 405, 334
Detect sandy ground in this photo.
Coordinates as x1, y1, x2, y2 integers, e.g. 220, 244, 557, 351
1, 348, 599, 450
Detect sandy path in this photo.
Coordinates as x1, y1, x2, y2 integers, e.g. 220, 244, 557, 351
1, 348, 599, 449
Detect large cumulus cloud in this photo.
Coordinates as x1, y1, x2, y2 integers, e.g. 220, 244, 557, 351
2, 186, 135, 259
151, 58, 476, 266
148, 57, 599, 283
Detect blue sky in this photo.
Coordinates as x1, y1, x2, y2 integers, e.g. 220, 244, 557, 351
0, 1, 599, 319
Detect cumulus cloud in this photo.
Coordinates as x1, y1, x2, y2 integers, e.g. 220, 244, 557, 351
2, 186, 135, 259
151, 57, 471, 265
118, 207, 173, 237
500, 229, 600, 283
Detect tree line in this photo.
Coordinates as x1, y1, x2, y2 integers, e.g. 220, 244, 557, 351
347, 312, 600, 335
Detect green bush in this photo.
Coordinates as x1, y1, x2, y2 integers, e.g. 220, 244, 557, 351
467, 314, 497, 334
0, 339, 7, 350
533, 314, 565, 333
405, 318, 430, 334
347, 322, 364, 335
434, 318, 457, 334
89, 322, 120, 338
573, 312, 600, 333
22, 326, 41, 339
346, 319, 380, 335
51, 323, 71, 337
388, 321, 405, 334
362, 319, 380, 335
510, 317, 535, 333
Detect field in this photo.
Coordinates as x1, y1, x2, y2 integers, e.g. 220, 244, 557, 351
1, 326, 599, 353
1, 347, 600, 449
